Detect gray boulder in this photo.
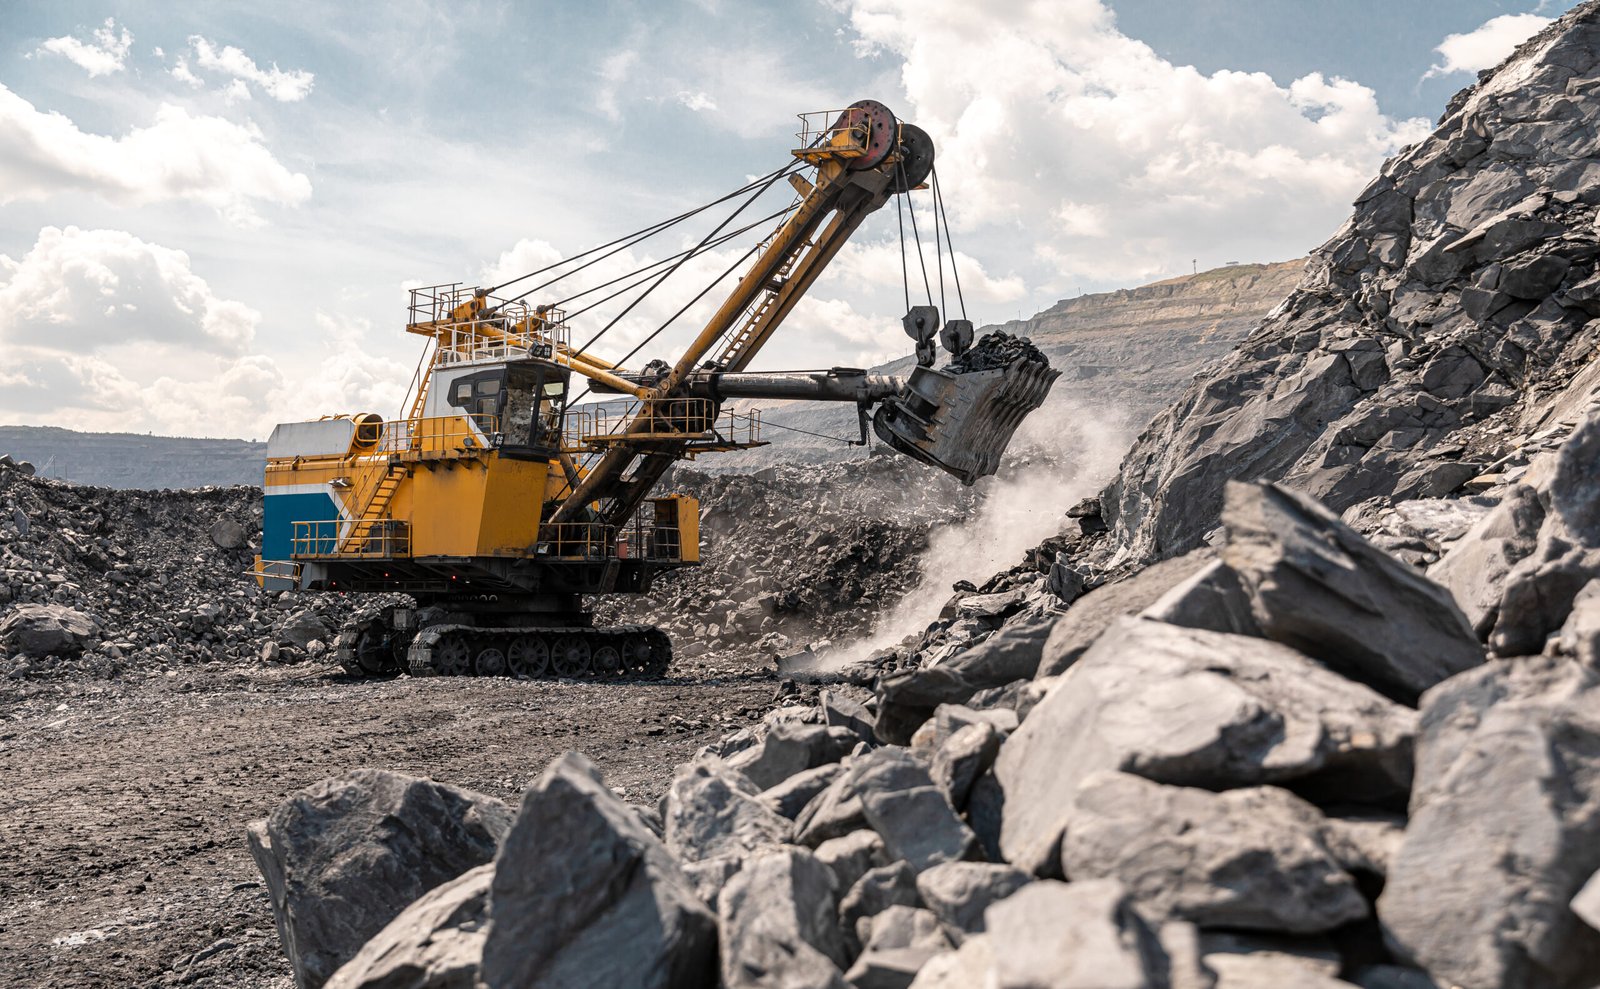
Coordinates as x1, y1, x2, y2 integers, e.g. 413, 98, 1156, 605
840, 862, 922, 957
1429, 483, 1544, 637
1221, 481, 1483, 703
325, 864, 490, 989
1379, 655, 1600, 988
247, 769, 513, 989
727, 720, 858, 790
875, 617, 1055, 744
929, 722, 1002, 811
1556, 579, 1600, 667
481, 752, 716, 989
795, 746, 933, 848
1493, 415, 1600, 655
814, 829, 887, 899
1060, 772, 1368, 933
914, 862, 1031, 945
210, 517, 248, 550
995, 617, 1416, 874
762, 762, 846, 820
845, 906, 951, 989
855, 748, 977, 872
0, 603, 97, 656
720, 847, 850, 989
662, 757, 788, 865
904, 936, 995, 989
987, 879, 1195, 988
1037, 550, 1216, 677
1140, 558, 1261, 637
279, 610, 332, 650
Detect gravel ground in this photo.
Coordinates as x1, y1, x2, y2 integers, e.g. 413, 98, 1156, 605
0, 660, 784, 988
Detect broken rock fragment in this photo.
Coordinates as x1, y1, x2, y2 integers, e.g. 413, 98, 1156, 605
986, 879, 1198, 989
913, 861, 1031, 945
1059, 772, 1368, 933
995, 617, 1417, 875
1379, 655, 1600, 989
247, 769, 513, 989
1221, 481, 1483, 704
719, 847, 851, 989
325, 864, 491, 989
480, 752, 716, 989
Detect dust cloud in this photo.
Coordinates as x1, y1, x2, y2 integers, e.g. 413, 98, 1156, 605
826, 393, 1136, 663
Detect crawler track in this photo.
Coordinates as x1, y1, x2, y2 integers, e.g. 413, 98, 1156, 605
406, 624, 672, 679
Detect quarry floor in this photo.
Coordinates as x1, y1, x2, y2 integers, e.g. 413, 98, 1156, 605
0, 663, 779, 988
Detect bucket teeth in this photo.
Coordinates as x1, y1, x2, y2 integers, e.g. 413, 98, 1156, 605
872, 356, 1061, 484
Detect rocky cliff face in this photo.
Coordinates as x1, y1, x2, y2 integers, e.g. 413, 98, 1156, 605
1100, 10, 1600, 567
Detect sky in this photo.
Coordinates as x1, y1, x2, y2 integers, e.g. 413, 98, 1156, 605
0, 0, 1580, 439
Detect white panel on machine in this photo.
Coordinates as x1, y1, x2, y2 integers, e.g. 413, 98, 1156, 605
266, 419, 357, 459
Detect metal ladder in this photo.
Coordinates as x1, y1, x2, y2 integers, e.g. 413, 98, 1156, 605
338, 463, 408, 555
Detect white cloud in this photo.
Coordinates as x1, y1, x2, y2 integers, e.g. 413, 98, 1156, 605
0, 227, 258, 355
170, 57, 202, 87
677, 90, 718, 112
837, 0, 1431, 289
189, 36, 315, 102
0, 83, 311, 226
37, 18, 132, 78
597, 49, 639, 122
0, 227, 415, 437
1426, 13, 1550, 78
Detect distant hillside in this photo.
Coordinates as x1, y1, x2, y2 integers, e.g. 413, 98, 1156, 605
0, 426, 265, 489
713, 258, 1307, 467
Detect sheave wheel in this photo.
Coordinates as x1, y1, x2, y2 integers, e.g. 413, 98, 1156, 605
507, 635, 549, 678
619, 635, 653, 674
593, 645, 622, 677
475, 646, 508, 677
432, 637, 472, 676
550, 636, 592, 677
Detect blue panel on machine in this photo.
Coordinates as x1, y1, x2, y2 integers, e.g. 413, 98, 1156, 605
262, 491, 341, 562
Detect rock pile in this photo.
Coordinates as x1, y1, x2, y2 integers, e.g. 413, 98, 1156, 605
598, 455, 980, 666
255, 475, 1600, 989
0, 462, 359, 681
0, 449, 977, 681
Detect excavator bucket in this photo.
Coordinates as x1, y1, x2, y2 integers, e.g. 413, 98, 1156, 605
872, 335, 1060, 485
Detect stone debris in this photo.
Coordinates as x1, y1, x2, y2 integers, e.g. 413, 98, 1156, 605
246, 769, 513, 989
481, 752, 717, 989
943, 332, 1050, 374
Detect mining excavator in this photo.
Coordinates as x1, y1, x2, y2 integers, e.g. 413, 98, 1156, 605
255, 100, 1058, 678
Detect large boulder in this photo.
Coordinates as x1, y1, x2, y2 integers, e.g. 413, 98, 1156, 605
726, 720, 859, 790
844, 906, 951, 989
480, 752, 716, 989
719, 847, 850, 989
1492, 414, 1600, 655
1060, 772, 1368, 933
325, 864, 491, 989
875, 617, 1055, 744
663, 757, 789, 865
1429, 482, 1545, 637
1220, 481, 1483, 704
247, 769, 513, 989
855, 748, 977, 873
995, 617, 1416, 874
913, 862, 1032, 945
1036, 550, 1216, 677
0, 603, 97, 656
1378, 656, 1600, 988
987, 879, 1199, 988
